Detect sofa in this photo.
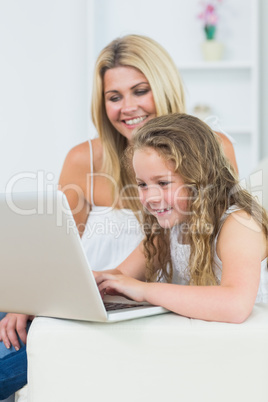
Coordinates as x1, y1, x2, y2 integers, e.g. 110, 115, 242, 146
15, 303, 268, 402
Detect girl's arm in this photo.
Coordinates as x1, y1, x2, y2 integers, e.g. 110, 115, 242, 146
94, 241, 147, 285
98, 211, 266, 323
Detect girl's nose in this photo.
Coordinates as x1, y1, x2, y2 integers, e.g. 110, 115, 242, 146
145, 185, 162, 204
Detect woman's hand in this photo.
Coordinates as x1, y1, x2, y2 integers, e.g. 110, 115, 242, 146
96, 273, 147, 303
0, 313, 34, 350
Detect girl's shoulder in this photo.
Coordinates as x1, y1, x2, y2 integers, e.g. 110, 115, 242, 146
217, 208, 267, 261
222, 208, 262, 233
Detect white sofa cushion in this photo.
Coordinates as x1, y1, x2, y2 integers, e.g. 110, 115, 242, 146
26, 304, 268, 402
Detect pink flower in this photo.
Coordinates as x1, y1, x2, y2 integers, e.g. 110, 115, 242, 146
198, 1, 222, 27
206, 5, 215, 13
207, 14, 218, 25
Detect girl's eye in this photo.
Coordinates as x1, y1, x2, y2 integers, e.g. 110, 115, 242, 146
137, 182, 147, 189
158, 181, 170, 187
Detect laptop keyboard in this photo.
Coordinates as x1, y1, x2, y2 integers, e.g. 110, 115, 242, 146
104, 302, 147, 311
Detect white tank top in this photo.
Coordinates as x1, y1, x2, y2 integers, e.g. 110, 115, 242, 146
81, 140, 143, 271
170, 206, 268, 303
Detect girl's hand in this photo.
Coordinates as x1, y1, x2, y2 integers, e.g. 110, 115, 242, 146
0, 313, 34, 350
96, 273, 147, 303
92, 270, 104, 280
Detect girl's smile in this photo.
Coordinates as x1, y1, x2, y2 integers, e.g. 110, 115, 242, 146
149, 206, 174, 218
133, 147, 189, 228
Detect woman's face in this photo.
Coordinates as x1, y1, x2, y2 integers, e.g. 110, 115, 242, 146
103, 66, 157, 142
133, 147, 189, 229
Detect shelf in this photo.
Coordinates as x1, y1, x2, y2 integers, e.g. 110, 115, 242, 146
225, 127, 253, 136
178, 61, 253, 71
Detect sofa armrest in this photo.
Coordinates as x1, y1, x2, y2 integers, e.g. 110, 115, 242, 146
27, 304, 268, 402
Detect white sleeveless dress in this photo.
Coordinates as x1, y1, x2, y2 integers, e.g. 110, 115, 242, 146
81, 140, 143, 271
170, 205, 268, 303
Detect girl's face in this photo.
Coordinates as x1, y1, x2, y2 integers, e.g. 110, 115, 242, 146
133, 147, 189, 229
104, 66, 157, 142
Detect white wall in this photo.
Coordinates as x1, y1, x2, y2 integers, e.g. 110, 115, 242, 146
0, 0, 267, 193
0, 0, 90, 193
260, 0, 268, 158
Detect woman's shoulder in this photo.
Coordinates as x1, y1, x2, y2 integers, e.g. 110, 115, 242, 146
59, 138, 103, 190
215, 131, 238, 173
64, 138, 103, 173
91, 137, 104, 172
204, 116, 238, 173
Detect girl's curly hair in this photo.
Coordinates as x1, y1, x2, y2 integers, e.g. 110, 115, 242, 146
129, 113, 268, 285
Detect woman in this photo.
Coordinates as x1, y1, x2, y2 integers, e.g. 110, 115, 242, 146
0, 34, 238, 399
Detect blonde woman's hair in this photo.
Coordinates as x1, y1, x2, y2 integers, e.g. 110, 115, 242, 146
91, 34, 185, 210
131, 113, 268, 285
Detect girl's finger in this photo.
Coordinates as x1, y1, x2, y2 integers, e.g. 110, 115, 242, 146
95, 273, 117, 285
98, 279, 118, 294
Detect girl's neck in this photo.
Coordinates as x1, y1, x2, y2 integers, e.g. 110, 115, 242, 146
173, 223, 189, 245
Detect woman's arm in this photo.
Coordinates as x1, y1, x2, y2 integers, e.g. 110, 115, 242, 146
58, 141, 93, 236
0, 314, 34, 350
216, 131, 239, 174
98, 211, 266, 323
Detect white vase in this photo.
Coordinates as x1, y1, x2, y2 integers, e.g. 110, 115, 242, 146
201, 40, 224, 61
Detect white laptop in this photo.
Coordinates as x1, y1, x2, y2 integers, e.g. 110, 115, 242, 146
0, 190, 168, 322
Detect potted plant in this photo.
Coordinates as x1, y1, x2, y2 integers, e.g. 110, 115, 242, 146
198, 0, 224, 61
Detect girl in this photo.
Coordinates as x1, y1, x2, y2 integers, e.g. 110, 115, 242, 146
97, 113, 268, 323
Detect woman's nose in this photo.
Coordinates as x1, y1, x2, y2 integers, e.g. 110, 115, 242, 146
121, 96, 137, 114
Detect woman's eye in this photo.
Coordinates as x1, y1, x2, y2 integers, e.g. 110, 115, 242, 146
135, 89, 150, 96
109, 95, 121, 102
